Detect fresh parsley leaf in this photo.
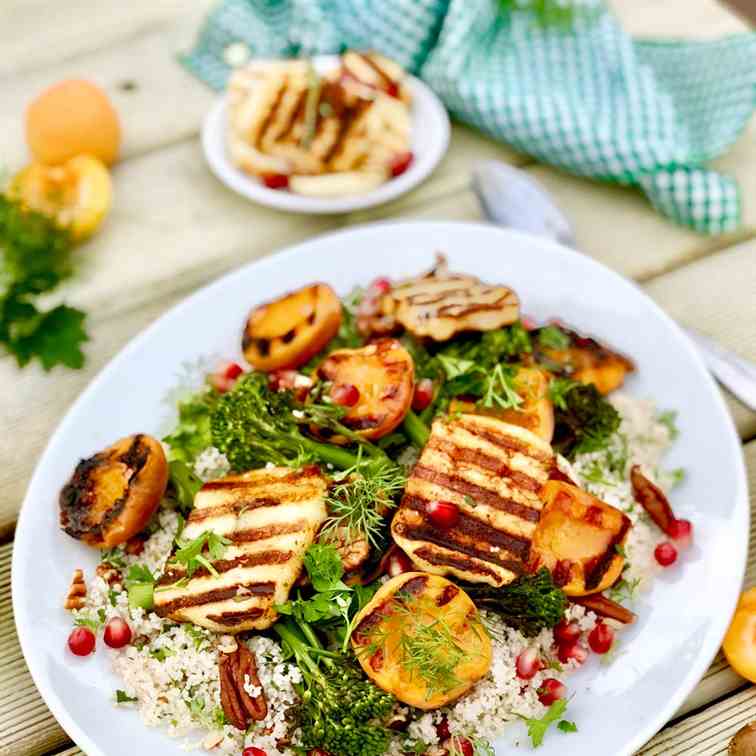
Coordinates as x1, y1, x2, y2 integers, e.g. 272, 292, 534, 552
150, 647, 175, 662
0, 194, 89, 371
74, 615, 102, 632
520, 699, 570, 747
657, 409, 679, 440
481, 364, 522, 410
538, 325, 570, 350
168, 460, 203, 514
115, 690, 138, 704
125, 564, 154, 586
557, 719, 578, 733
101, 547, 126, 568
303, 543, 346, 592
163, 387, 220, 465
173, 530, 230, 578
107, 588, 119, 607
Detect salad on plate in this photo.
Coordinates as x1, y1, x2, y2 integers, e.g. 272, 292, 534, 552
57, 255, 693, 756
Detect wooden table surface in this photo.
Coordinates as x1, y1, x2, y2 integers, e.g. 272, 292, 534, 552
1, 2, 754, 754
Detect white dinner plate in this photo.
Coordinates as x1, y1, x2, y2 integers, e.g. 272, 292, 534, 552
13, 222, 748, 756
201, 55, 450, 214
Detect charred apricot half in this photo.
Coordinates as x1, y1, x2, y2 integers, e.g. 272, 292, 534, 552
316, 338, 414, 441
531, 480, 630, 596
59, 434, 168, 548
351, 572, 491, 709
242, 283, 341, 371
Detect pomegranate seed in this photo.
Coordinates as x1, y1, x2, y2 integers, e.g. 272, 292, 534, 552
243, 748, 268, 756
553, 619, 581, 645
426, 500, 459, 529
412, 378, 434, 412
387, 549, 414, 577
668, 518, 693, 549
389, 151, 413, 177
516, 647, 544, 680
370, 277, 392, 295
588, 621, 614, 654
442, 737, 473, 756
269, 369, 298, 392
538, 678, 566, 706
68, 627, 96, 657
331, 383, 360, 407
386, 82, 400, 98
655, 541, 678, 567
435, 717, 451, 742
557, 641, 588, 665
261, 173, 289, 190
521, 315, 538, 331
222, 362, 243, 380
209, 373, 235, 393
103, 617, 132, 649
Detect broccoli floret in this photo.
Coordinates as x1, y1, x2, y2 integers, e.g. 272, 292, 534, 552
463, 569, 567, 637
550, 379, 620, 459
275, 619, 395, 756
209, 372, 386, 472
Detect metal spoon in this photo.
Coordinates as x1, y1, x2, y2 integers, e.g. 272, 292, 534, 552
471, 160, 756, 411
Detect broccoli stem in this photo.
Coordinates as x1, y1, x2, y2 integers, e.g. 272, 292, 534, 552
403, 409, 430, 448
299, 437, 363, 469
274, 620, 324, 679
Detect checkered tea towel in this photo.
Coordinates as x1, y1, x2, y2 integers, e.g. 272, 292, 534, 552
182, 0, 756, 235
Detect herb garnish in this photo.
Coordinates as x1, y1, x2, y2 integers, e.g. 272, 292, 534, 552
0, 193, 89, 370
172, 530, 231, 579
520, 699, 577, 747
115, 690, 138, 704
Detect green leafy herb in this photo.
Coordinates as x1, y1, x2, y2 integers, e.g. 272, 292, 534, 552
107, 588, 119, 607
0, 193, 88, 370
150, 647, 176, 662
538, 325, 570, 350
125, 564, 154, 585
464, 568, 567, 637
321, 456, 406, 547
303, 543, 348, 593
520, 699, 576, 747
481, 364, 522, 410
168, 459, 202, 514
172, 530, 231, 579
607, 575, 642, 604
74, 615, 102, 632
183, 623, 210, 650
124, 563, 155, 610
115, 690, 138, 704
657, 409, 679, 440
163, 387, 220, 465
101, 547, 126, 569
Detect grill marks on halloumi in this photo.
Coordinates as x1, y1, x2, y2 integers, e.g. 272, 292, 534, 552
154, 466, 327, 633
391, 414, 554, 587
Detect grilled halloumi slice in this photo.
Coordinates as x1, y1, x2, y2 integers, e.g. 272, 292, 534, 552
154, 466, 327, 633
360, 254, 519, 341
391, 414, 554, 587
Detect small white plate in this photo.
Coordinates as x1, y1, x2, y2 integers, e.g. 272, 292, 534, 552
201, 55, 450, 214
12, 222, 749, 756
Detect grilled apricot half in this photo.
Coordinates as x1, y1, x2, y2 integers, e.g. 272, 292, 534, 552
531, 480, 630, 596
351, 572, 491, 709
60, 434, 168, 548
449, 366, 554, 442
316, 338, 414, 440
242, 283, 341, 371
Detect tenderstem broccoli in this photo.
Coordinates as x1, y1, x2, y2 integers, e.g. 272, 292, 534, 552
274, 618, 395, 756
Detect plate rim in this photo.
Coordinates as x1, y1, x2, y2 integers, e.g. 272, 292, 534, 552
12, 220, 749, 756
201, 57, 450, 214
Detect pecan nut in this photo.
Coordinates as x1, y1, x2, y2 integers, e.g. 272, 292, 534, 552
64, 568, 87, 610
219, 644, 267, 730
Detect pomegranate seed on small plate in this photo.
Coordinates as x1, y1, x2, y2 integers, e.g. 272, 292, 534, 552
426, 500, 460, 529
331, 382, 360, 407
655, 541, 678, 566
68, 626, 96, 657
538, 678, 566, 706
103, 617, 132, 649
389, 151, 413, 177
588, 621, 615, 654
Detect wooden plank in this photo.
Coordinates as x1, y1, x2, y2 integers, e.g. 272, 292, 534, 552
640, 687, 756, 754
0, 543, 70, 756
0, 1, 207, 77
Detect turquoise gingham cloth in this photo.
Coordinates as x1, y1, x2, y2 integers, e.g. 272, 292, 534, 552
182, 0, 756, 235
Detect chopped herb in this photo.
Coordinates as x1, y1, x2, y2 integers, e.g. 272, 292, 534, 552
101, 547, 126, 568
74, 615, 102, 632
538, 325, 570, 350
657, 409, 679, 440
107, 589, 119, 607
520, 699, 576, 747
464, 494, 477, 508
163, 386, 220, 465
172, 530, 231, 579
607, 575, 642, 604
481, 364, 522, 410
115, 690, 138, 704
97, 607, 106, 623
614, 543, 627, 558
183, 623, 210, 650
168, 459, 203, 514
150, 647, 176, 662
670, 467, 685, 487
